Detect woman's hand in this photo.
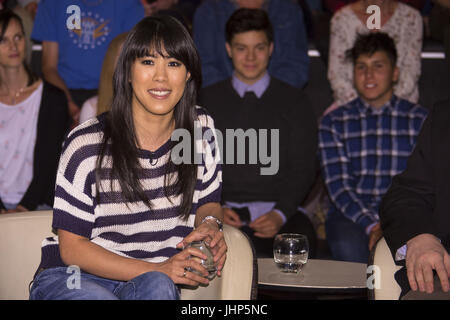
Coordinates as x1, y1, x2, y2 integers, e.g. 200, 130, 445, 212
177, 220, 227, 277
153, 246, 210, 286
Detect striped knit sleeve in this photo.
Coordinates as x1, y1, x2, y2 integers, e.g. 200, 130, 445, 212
196, 107, 222, 208
51, 122, 99, 239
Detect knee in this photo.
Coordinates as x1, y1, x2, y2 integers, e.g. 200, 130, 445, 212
133, 272, 179, 300
29, 268, 118, 300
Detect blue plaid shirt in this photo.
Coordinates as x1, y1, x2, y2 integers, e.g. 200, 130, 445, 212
318, 95, 428, 231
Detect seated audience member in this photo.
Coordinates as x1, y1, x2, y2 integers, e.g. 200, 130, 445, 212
328, 0, 423, 107
0, 2, 36, 64
80, 32, 127, 124
319, 32, 428, 263
429, 0, 450, 78
199, 8, 318, 258
193, 0, 309, 89
379, 98, 450, 300
31, 0, 144, 126
0, 10, 69, 213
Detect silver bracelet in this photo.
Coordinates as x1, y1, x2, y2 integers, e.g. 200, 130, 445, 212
200, 215, 223, 232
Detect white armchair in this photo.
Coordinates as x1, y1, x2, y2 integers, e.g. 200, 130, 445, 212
0, 210, 257, 300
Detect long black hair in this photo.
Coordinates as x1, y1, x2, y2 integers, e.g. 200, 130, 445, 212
96, 15, 201, 220
0, 9, 37, 86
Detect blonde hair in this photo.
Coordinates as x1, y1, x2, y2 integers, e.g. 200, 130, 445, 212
96, 32, 128, 116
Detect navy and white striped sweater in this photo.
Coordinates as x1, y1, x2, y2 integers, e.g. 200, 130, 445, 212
35, 107, 222, 273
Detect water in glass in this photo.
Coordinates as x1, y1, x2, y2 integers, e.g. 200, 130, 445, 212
186, 240, 217, 280
273, 233, 309, 273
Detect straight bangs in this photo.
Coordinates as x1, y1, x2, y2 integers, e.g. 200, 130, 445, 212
98, 15, 202, 220
133, 22, 191, 65
111, 15, 201, 126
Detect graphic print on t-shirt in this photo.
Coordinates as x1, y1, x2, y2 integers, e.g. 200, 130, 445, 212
69, 11, 110, 50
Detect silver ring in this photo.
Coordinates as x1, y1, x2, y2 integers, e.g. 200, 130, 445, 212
183, 270, 187, 277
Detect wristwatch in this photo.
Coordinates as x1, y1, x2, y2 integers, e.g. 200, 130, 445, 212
201, 215, 223, 232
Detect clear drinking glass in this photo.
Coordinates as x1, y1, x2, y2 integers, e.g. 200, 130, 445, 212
186, 240, 217, 280
273, 233, 309, 273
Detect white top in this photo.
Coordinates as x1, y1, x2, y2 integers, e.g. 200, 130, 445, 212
79, 95, 98, 124
328, 3, 423, 106
0, 82, 43, 205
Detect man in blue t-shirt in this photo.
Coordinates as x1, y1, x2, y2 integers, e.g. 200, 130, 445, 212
31, 0, 144, 124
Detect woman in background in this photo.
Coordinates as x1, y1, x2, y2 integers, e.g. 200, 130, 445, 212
0, 9, 68, 213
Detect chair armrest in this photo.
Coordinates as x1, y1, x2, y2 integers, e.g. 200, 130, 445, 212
0, 210, 54, 300
368, 237, 402, 300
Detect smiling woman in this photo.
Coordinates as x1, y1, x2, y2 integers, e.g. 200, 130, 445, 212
131, 51, 190, 126
29, 15, 226, 300
104, 15, 202, 219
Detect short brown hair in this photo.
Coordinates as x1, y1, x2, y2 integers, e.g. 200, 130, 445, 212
225, 8, 273, 44
346, 32, 397, 67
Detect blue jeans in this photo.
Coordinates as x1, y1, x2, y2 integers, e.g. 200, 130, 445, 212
325, 211, 370, 263
29, 267, 180, 300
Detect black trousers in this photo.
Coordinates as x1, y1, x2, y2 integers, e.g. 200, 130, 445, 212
240, 211, 317, 259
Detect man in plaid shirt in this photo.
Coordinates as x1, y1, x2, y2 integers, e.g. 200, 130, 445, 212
319, 32, 428, 263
